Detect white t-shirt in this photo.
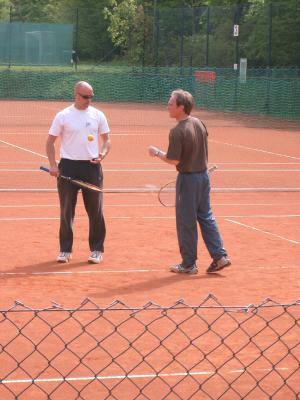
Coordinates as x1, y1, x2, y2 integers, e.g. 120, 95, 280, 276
49, 105, 110, 160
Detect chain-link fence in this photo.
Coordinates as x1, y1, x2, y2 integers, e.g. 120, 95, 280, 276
0, 2, 299, 68
1, 2, 299, 119
1, 295, 300, 399
0, 22, 73, 66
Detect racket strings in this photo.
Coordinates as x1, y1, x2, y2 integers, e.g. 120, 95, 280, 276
158, 165, 217, 207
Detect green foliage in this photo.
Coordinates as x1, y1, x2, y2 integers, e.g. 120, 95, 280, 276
104, 0, 146, 64
0, 0, 299, 67
9, 0, 54, 22
104, 0, 137, 47
0, 0, 10, 20
243, 0, 300, 66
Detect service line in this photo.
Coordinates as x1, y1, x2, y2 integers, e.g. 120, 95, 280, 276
226, 218, 300, 244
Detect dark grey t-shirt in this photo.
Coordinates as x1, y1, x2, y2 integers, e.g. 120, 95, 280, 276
166, 116, 208, 173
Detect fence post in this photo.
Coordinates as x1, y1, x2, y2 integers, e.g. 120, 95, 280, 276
8, 5, 12, 68
268, 2, 273, 67
74, 7, 79, 71
205, 6, 210, 67
234, 4, 242, 68
179, 8, 184, 74
153, 6, 160, 67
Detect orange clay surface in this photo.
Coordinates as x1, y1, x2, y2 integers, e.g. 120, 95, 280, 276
0, 189, 299, 309
0, 102, 299, 308
0, 102, 299, 399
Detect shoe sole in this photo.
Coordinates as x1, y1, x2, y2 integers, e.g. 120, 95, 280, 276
207, 261, 231, 274
88, 258, 103, 264
57, 255, 71, 263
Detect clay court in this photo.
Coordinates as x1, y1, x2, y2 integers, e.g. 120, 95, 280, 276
0, 100, 299, 399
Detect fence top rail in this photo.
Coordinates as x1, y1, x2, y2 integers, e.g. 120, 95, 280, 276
1, 296, 300, 314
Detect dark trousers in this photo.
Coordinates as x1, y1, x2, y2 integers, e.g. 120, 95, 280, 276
57, 159, 106, 253
176, 170, 227, 267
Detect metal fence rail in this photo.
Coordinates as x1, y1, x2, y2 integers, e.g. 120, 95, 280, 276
0, 295, 300, 399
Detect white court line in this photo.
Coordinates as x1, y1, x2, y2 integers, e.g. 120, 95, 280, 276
141, 215, 300, 219
0, 168, 175, 172
110, 133, 165, 136
1, 161, 300, 165
0, 140, 47, 159
1, 168, 300, 172
207, 162, 300, 165
1, 187, 300, 193
0, 367, 290, 385
218, 214, 300, 218
0, 202, 300, 208
0, 204, 162, 208
1, 215, 300, 222
210, 140, 300, 161
226, 219, 300, 244
0, 265, 298, 277
217, 169, 300, 172
0, 161, 164, 165
255, 264, 299, 270
1, 137, 300, 163
0, 269, 163, 277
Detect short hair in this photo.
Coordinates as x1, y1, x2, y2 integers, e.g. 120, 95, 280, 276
171, 89, 194, 115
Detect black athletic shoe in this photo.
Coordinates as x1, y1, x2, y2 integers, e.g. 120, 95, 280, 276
206, 257, 231, 273
170, 263, 198, 274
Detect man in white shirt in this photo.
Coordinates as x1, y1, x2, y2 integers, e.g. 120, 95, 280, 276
46, 81, 111, 263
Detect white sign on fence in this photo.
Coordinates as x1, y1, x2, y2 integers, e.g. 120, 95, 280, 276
233, 24, 239, 37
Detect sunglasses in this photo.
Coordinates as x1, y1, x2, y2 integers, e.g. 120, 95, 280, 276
78, 93, 94, 99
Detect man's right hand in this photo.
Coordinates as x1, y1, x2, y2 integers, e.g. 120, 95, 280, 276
49, 165, 59, 177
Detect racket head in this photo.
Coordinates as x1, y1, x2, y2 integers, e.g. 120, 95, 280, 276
158, 180, 176, 207
158, 165, 217, 208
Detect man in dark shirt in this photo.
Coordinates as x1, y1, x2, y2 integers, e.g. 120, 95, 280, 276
148, 89, 231, 274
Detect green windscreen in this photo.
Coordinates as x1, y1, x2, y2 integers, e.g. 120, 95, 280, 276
0, 68, 299, 119
0, 22, 73, 66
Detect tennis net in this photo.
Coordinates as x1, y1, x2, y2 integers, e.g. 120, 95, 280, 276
0, 99, 299, 193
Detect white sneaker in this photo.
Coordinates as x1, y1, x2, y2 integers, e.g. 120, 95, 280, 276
57, 252, 72, 263
88, 251, 103, 264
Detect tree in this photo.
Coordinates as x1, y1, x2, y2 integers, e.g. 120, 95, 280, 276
48, 0, 115, 62
104, 0, 146, 63
0, 0, 10, 20
242, 0, 300, 66
8, 0, 58, 22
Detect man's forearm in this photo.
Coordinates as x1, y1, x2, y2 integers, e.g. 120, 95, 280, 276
155, 150, 179, 166
148, 145, 179, 165
46, 141, 57, 168
101, 138, 111, 158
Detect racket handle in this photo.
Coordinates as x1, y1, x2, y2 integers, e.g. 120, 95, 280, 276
40, 166, 50, 173
208, 165, 218, 173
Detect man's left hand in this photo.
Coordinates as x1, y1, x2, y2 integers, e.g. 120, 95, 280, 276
148, 145, 161, 157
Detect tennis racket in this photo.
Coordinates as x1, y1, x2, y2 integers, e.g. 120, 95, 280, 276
158, 165, 218, 207
40, 166, 103, 193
